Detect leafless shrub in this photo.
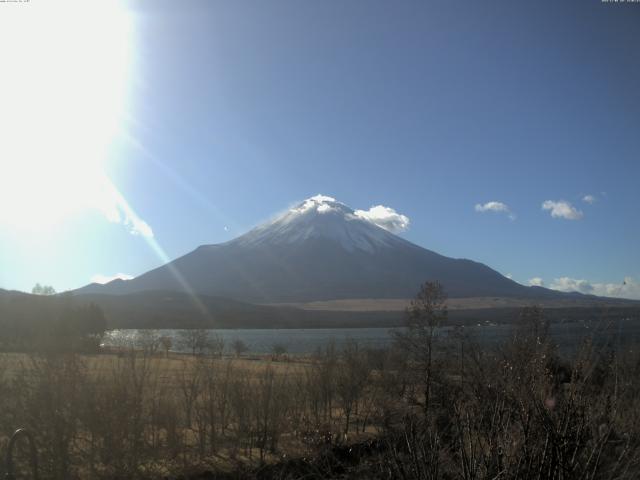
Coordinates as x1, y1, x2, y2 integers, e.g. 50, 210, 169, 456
179, 329, 211, 356
231, 339, 249, 358
335, 339, 372, 437
271, 343, 287, 361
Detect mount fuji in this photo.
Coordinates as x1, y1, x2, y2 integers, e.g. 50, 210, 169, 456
76, 195, 564, 303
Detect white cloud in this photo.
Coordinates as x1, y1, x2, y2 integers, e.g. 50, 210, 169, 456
542, 200, 583, 220
582, 194, 596, 204
475, 201, 516, 220
550, 277, 593, 294
125, 216, 154, 237
101, 206, 153, 237
528, 277, 545, 287
475, 201, 509, 213
91, 273, 133, 284
549, 276, 640, 300
354, 205, 410, 233
98, 178, 155, 237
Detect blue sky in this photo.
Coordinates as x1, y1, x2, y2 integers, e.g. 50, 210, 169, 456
0, 0, 639, 298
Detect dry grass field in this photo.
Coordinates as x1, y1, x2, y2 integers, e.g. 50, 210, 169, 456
1, 351, 312, 392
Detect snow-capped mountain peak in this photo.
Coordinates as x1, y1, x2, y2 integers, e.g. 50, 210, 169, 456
290, 194, 345, 215
233, 195, 404, 253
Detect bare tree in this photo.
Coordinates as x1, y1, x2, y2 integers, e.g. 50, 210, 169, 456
394, 281, 447, 415
336, 339, 371, 436
179, 329, 210, 356
271, 343, 287, 361
159, 335, 172, 358
253, 366, 291, 460
178, 361, 201, 430
206, 333, 225, 358
137, 329, 161, 356
231, 339, 249, 358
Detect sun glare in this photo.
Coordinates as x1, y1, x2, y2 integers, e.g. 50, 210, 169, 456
0, 1, 132, 232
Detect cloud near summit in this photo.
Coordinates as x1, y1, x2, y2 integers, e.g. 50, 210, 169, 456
354, 205, 410, 233
290, 195, 411, 233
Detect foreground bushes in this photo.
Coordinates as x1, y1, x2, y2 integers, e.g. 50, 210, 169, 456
0, 346, 381, 479
0, 305, 638, 478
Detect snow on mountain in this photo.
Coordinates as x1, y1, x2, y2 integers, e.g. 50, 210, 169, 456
234, 195, 404, 253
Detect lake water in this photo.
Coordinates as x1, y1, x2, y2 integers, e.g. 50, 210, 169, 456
103, 319, 640, 355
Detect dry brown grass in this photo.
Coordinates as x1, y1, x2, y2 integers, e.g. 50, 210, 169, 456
0, 348, 379, 479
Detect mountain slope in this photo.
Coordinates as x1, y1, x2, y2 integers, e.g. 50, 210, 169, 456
75, 195, 567, 302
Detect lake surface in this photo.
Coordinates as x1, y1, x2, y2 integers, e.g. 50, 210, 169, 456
103, 319, 640, 355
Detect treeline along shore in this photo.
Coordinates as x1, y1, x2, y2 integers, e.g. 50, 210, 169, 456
1, 287, 639, 334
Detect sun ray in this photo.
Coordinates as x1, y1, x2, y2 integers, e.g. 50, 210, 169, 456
101, 176, 212, 319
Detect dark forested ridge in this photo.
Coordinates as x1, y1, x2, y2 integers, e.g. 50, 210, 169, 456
2, 288, 639, 331
0, 290, 107, 350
